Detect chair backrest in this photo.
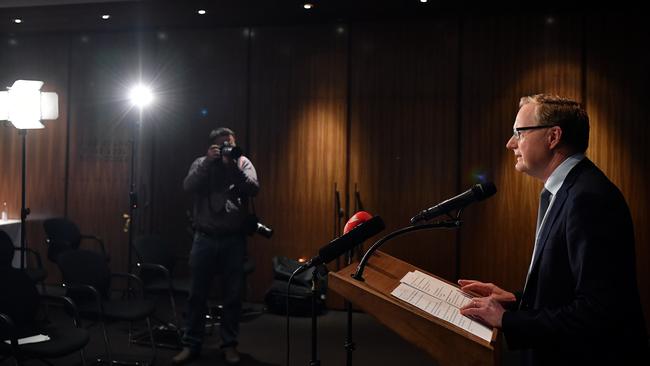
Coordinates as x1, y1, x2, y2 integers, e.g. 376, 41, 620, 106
43, 217, 82, 246
43, 217, 82, 263
57, 249, 111, 302
133, 235, 177, 285
0, 230, 15, 268
0, 267, 40, 338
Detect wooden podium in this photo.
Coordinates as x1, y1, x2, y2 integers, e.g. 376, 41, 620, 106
329, 251, 500, 366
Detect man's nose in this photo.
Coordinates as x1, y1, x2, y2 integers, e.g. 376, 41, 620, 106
506, 135, 517, 149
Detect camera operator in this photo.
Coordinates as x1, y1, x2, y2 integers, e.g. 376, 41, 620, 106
173, 127, 259, 365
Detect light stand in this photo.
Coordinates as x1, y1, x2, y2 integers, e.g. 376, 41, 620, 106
0, 80, 58, 270
19, 130, 28, 270
127, 117, 138, 273
126, 84, 152, 273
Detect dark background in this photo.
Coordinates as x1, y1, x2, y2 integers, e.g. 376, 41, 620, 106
0, 0, 648, 331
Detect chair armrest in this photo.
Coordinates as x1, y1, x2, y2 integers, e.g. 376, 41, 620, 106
61, 283, 104, 317
40, 294, 83, 328
0, 312, 19, 351
136, 262, 171, 279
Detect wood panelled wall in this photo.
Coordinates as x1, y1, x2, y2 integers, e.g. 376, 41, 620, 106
67, 32, 148, 281
349, 20, 460, 280
0, 13, 648, 328
247, 26, 348, 299
148, 28, 249, 255
585, 14, 650, 317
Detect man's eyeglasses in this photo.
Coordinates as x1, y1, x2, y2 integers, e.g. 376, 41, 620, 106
512, 125, 557, 139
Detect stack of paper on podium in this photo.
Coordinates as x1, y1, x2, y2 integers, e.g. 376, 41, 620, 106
329, 251, 500, 366
391, 270, 493, 342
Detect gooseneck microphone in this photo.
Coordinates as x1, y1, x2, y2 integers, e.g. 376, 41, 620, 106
410, 182, 497, 224
301, 213, 385, 271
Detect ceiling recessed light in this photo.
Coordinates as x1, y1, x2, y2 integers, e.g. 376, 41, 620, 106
303, 3, 314, 9
101, 14, 110, 20
13, 18, 22, 24
420, 0, 428, 3
197, 9, 206, 15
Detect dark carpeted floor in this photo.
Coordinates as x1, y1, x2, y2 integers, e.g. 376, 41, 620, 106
2, 288, 525, 366
1, 292, 438, 366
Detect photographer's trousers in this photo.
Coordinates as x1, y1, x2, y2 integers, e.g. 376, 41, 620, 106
182, 232, 246, 351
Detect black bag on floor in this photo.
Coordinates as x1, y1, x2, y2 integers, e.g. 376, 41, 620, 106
264, 256, 327, 316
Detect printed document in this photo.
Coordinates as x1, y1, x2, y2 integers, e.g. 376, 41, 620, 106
391, 270, 493, 342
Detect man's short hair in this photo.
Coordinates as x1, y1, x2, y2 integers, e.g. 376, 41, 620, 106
209, 127, 235, 144
519, 94, 590, 153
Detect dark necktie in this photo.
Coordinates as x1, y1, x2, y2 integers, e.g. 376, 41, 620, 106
523, 188, 553, 298
532, 188, 552, 270
536, 188, 551, 235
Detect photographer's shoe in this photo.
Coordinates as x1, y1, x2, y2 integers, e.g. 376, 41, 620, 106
172, 347, 199, 365
223, 346, 240, 365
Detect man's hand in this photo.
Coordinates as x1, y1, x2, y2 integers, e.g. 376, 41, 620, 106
458, 279, 516, 304
206, 144, 234, 165
206, 144, 221, 162
460, 296, 506, 328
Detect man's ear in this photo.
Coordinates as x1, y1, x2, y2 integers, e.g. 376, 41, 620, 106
548, 126, 563, 149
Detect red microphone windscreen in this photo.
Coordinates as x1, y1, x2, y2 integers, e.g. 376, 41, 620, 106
343, 211, 373, 234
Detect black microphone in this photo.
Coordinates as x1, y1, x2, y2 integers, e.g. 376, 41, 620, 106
301, 215, 385, 270
410, 182, 497, 224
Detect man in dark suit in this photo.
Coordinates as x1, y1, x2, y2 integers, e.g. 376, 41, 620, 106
459, 94, 647, 365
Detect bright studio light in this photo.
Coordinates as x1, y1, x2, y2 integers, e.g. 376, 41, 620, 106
0, 80, 59, 129
129, 84, 153, 108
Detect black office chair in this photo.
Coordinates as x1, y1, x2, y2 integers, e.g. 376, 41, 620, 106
43, 217, 108, 264
0, 267, 89, 366
0, 230, 48, 293
57, 249, 156, 365
131, 235, 191, 349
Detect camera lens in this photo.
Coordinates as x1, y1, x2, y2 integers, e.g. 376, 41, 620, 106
244, 215, 273, 239
256, 222, 274, 238
221, 143, 243, 160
